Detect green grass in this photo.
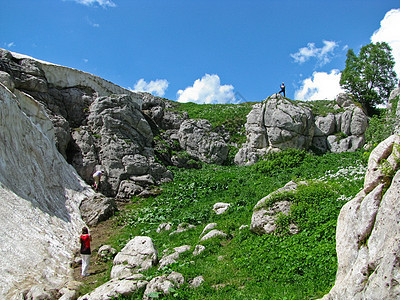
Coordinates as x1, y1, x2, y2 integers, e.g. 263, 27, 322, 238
104, 149, 367, 300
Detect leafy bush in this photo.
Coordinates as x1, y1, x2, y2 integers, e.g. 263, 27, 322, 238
254, 149, 309, 174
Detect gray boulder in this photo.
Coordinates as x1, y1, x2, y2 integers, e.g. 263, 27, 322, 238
111, 236, 158, 279
251, 181, 302, 235
79, 194, 116, 226
200, 229, 227, 241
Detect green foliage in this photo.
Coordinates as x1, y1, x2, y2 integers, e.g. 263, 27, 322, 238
340, 42, 397, 115
254, 149, 309, 174
107, 150, 366, 300
365, 112, 393, 147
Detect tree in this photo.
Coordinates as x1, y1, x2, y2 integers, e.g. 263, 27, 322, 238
340, 42, 397, 115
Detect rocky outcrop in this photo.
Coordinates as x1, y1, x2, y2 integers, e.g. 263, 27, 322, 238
0, 48, 174, 199
142, 93, 229, 166
321, 134, 400, 299
235, 93, 368, 165
235, 94, 314, 165
177, 119, 229, 165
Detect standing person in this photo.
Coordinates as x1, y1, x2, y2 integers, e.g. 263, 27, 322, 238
92, 170, 104, 191
80, 227, 92, 277
278, 82, 286, 97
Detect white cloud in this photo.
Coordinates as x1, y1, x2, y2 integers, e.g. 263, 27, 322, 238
132, 78, 169, 97
73, 0, 116, 8
294, 69, 345, 101
371, 8, 400, 77
176, 74, 238, 104
291, 40, 339, 67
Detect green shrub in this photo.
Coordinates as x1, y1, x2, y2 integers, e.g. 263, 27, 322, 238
254, 149, 309, 174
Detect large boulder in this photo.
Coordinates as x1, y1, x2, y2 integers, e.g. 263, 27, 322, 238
111, 236, 158, 279
321, 134, 400, 299
79, 195, 116, 226
235, 94, 314, 165
251, 181, 301, 235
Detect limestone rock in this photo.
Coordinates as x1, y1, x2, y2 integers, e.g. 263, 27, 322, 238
190, 276, 205, 288
235, 93, 368, 165
1, 48, 174, 199
143, 272, 184, 300
158, 245, 191, 269
193, 245, 206, 256
213, 203, 231, 215
111, 236, 158, 279
200, 229, 227, 241
178, 119, 229, 164
251, 181, 301, 235
200, 223, 218, 237
98, 245, 117, 260
387, 87, 400, 134
235, 94, 314, 165
169, 223, 196, 236
156, 223, 172, 233
79, 195, 116, 226
321, 134, 400, 299
78, 277, 148, 300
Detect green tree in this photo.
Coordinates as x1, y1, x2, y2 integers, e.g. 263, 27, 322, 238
340, 42, 397, 115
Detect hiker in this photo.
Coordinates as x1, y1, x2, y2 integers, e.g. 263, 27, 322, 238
80, 227, 92, 277
278, 82, 286, 97
92, 170, 104, 191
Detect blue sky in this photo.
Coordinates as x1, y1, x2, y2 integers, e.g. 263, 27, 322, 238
1, 0, 399, 104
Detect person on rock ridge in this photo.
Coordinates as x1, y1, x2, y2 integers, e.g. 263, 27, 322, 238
278, 82, 286, 97
80, 227, 92, 277
92, 170, 104, 191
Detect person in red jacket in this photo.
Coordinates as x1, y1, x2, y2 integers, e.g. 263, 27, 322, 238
80, 227, 92, 277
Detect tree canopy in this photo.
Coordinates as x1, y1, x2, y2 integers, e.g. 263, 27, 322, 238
340, 42, 397, 115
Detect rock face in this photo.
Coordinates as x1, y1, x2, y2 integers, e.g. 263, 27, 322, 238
321, 134, 400, 299
0, 71, 92, 297
235, 93, 368, 165
0, 48, 173, 199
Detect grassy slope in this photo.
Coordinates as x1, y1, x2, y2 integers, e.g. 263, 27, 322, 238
109, 151, 366, 300
78, 99, 382, 299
